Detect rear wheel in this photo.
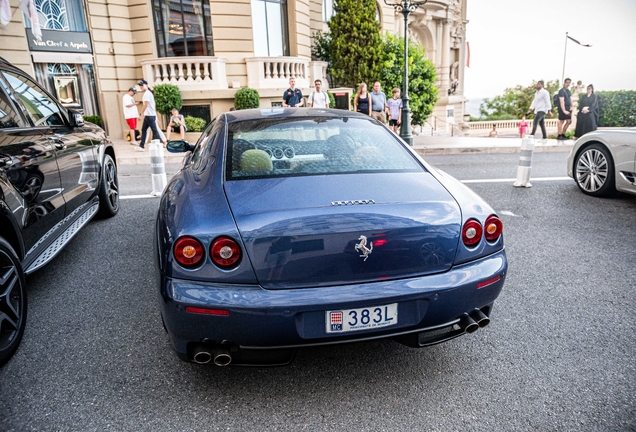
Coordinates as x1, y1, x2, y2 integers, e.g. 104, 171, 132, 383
575, 144, 615, 197
0, 238, 27, 367
97, 154, 120, 217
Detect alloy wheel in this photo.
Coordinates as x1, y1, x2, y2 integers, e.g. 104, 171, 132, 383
0, 249, 25, 357
104, 157, 119, 210
576, 148, 608, 193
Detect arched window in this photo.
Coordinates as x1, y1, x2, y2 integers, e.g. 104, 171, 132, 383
152, 0, 214, 57
251, 0, 290, 57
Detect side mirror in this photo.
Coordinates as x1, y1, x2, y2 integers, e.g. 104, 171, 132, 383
166, 140, 195, 153
68, 109, 85, 127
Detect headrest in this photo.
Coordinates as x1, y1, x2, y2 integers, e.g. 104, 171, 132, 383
240, 149, 273, 172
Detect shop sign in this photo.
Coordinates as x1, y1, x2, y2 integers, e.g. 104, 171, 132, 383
27, 29, 92, 53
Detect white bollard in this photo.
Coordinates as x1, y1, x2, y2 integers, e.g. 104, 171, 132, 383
513, 135, 535, 188
149, 139, 167, 196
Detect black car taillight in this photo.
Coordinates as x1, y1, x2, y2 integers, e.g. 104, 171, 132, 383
210, 236, 242, 269
484, 215, 503, 242
462, 219, 483, 247
173, 236, 205, 267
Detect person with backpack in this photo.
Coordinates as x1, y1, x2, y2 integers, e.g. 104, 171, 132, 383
307, 79, 330, 108
526, 80, 552, 141
556, 78, 572, 140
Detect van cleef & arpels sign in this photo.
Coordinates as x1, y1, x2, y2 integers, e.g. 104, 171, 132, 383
26, 29, 92, 53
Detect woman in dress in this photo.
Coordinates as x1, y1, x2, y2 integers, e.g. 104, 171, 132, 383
354, 83, 371, 115
574, 84, 599, 138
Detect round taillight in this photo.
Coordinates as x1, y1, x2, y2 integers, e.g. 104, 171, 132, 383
210, 236, 242, 269
484, 215, 503, 242
174, 236, 205, 267
462, 219, 483, 247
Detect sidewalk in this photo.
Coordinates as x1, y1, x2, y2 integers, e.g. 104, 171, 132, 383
112, 135, 574, 166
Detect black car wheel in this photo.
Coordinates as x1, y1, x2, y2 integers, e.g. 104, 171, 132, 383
97, 154, 120, 217
575, 143, 615, 197
0, 238, 27, 367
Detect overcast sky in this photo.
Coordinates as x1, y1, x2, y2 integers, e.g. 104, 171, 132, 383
463, 0, 636, 100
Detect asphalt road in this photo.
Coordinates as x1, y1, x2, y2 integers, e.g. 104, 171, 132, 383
1, 152, 635, 431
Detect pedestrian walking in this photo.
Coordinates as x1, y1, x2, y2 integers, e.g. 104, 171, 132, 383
370, 81, 388, 123
307, 79, 330, 108
557, 78, 572, 140
282, 77, 303, 107
166, 108, 186, 141
526, 80, 552, 140
387, 88, 403, 133
122, 87, 140, 145
518, 116, 529, 138
574, 84, 599, 138
354, 83, 371, 115
137, 79, 166, 150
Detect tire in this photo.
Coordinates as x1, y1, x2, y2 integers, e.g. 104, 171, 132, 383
97, 154, 120, 218
574, 143, 616, 197
0, 238, 27, 367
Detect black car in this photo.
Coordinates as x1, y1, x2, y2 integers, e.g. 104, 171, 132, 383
0, 58, 119, 366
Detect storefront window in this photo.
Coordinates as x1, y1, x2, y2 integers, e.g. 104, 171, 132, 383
24, 0, 88, 32
153, 0, 214, 57
251, 0, 289, 57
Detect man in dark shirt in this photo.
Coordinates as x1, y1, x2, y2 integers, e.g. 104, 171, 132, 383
557, 78, 572, 140
282, 77, 304, 107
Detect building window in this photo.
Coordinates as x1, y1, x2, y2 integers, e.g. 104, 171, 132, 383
323, 0, 333, 22
152, 0, 214, 57
24, 0, 88, 32
251, 0, 289, 57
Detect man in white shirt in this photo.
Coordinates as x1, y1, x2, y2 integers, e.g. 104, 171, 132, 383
137, 79, 165, 150
526, 80, 553, 140
307, 80, 330, 108
122, 87, 139, 145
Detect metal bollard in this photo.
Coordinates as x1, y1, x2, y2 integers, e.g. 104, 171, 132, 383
149, 139, 167, 196
513, 135, 535, 188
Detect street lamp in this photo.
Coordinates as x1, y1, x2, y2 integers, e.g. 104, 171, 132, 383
384, 0, 428, 146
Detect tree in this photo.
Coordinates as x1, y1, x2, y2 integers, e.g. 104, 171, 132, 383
479, 80, 560, 120
378, 33, 438, 126
328, 0, 383, 88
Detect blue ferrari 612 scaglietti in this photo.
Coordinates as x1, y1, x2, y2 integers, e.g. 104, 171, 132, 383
156, 108, 507, 366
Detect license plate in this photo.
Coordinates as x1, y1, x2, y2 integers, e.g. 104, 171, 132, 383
326, 303, 398, 333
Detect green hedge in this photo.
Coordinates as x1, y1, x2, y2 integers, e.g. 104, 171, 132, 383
234, 88, 260, 110
83, 115, 102, 126
184, 116, 207, 132
596, 90, 636, 127
153, 84, 182, 115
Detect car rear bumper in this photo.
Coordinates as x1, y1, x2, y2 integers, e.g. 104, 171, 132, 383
160, 249, 507, 363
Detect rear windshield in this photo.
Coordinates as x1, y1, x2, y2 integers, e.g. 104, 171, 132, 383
226, 117, 424, 180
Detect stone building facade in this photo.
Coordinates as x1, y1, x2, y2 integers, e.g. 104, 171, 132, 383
0, 0, 467, 139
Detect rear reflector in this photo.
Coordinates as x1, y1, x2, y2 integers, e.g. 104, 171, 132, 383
477, 275, 501, 289
185, 307, 230, 316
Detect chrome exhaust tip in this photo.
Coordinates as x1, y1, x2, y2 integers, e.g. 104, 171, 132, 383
460, 314, 479, 334
471, 309, 490, 328
193, 350, 213, 364
213, 353, 232, 367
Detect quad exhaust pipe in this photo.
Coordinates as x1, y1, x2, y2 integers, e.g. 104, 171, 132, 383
460, 308, 490, 334
192, 346, 233, 366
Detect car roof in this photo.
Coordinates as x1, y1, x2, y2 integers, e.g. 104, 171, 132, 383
223, 108, 371, 124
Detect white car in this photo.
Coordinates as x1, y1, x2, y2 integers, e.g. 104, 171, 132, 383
567, 128, 636, 197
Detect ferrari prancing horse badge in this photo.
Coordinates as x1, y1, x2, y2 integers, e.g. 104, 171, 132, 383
355, 235, 373, 261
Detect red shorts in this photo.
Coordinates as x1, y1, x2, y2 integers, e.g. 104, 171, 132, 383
126, 118, 137, 129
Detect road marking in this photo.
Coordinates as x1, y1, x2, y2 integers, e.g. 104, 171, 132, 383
461, 176, 571, 184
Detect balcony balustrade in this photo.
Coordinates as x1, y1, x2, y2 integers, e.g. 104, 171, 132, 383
246, 57, 313, 90
139, 56, 228, 91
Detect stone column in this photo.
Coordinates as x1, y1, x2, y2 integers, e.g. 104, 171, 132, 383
440, 19, 451, 94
